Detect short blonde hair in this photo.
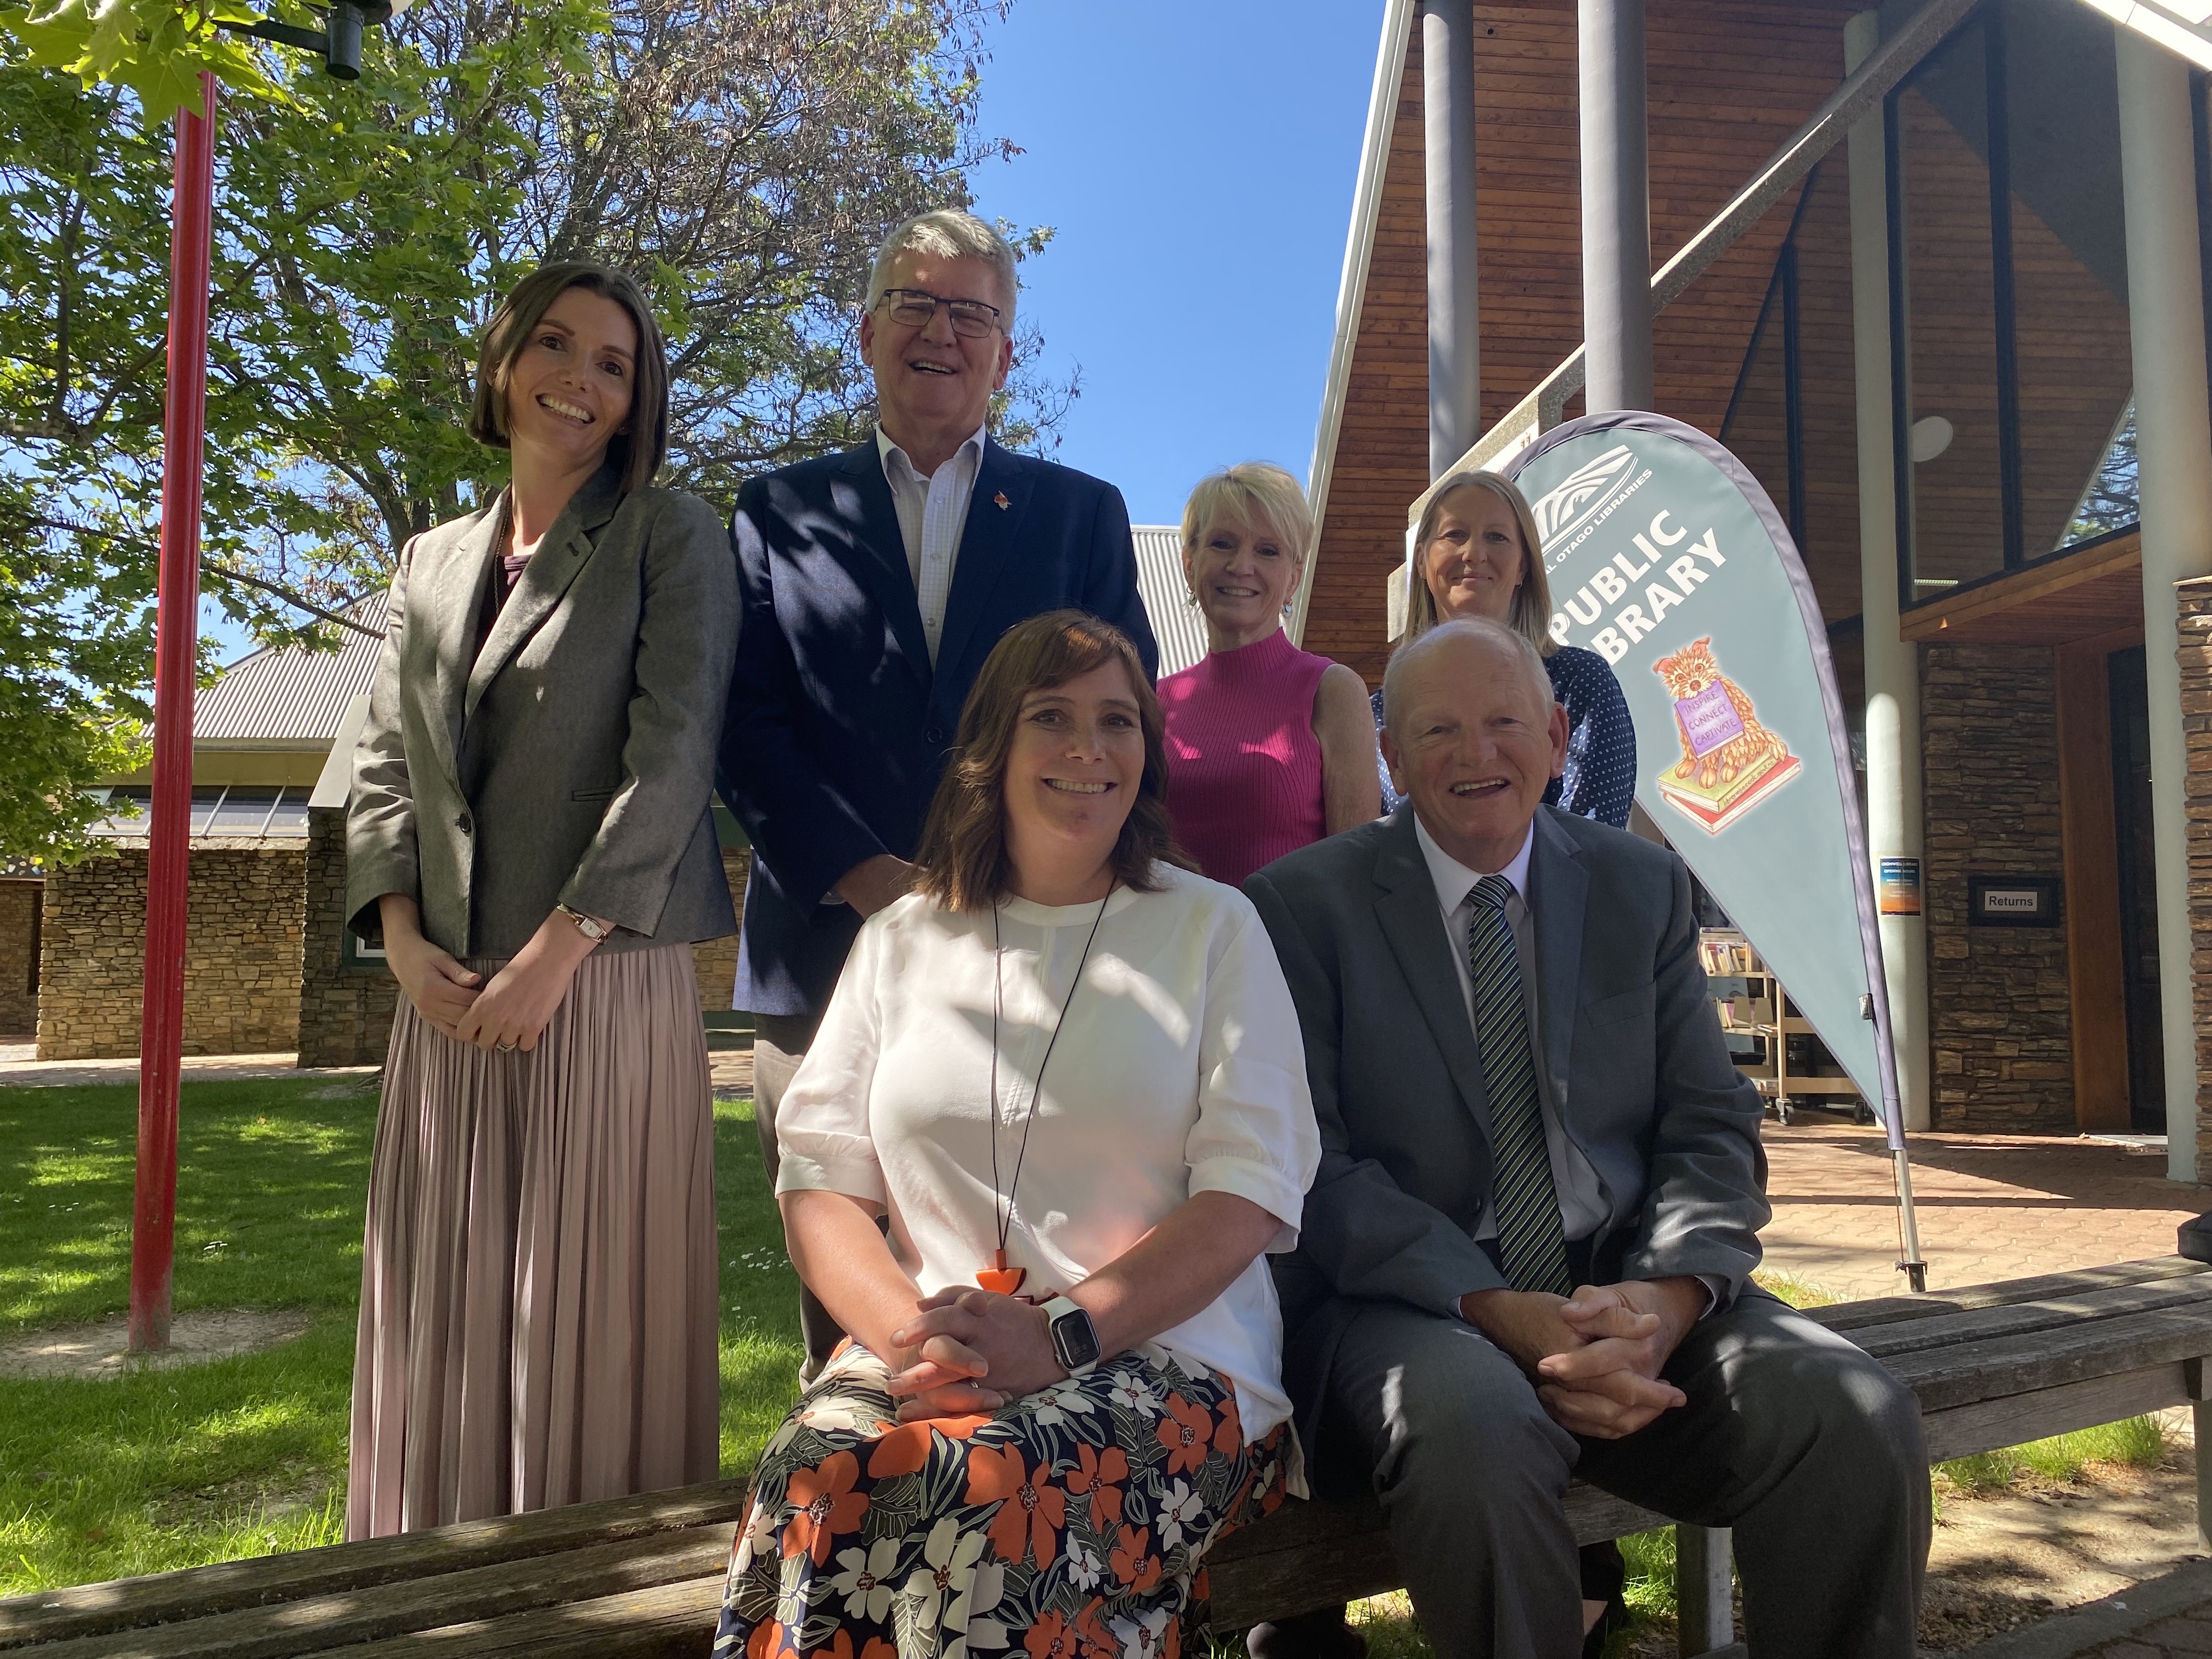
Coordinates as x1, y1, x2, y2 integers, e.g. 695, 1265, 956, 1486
1406, 471, 1556, 658
865, 210, 1018, 327
1181, 462, 1313, 569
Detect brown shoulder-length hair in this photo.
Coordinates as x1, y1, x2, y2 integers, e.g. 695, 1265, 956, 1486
915, 611, 1193, 912
1406, 469, 1557, 657
467, 262, 671, 494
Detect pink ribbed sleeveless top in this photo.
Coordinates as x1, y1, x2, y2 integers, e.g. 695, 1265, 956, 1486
1159, 628, 1332, 888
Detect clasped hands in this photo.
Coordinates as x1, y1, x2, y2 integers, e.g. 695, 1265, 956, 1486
1457, 1277, 1706, 1440
883, 1287, 1069, 1423
379, 894, 600, 1054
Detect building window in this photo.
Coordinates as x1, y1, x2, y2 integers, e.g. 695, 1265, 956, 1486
1886, 0, 2135, 609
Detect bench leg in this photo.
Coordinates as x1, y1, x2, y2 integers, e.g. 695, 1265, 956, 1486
1675, 1525, 1735, 1657
2197, 1398, 2212, 1553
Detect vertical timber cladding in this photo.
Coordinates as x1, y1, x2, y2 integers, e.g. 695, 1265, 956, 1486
1920, 646, 2074, 1132
1305, 1, 1862, 687
36, 843, 307, 1062
2176, 577, 2212, 1175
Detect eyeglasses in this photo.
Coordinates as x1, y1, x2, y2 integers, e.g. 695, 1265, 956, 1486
878, 287, 1003, 340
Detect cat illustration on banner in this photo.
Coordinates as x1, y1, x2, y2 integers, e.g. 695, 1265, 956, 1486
1650, 637, 1800, 834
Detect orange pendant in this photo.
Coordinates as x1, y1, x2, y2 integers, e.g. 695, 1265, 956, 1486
976, 1249, 1026, 1296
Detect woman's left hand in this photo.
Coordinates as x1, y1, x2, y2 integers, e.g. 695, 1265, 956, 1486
454, 909, 604, 1053
887, 1288, 1065, 1405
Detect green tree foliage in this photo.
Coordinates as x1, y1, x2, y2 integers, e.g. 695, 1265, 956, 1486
0, 0, 1046, 861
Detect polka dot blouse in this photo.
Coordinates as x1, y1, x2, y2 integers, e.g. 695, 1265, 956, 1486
1369, 644, 1637, 829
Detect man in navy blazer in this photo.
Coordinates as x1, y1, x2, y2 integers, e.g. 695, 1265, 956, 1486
719, 210, 1156, 1369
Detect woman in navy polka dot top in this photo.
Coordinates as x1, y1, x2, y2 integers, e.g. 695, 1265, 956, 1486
1372, 469, 1635, 828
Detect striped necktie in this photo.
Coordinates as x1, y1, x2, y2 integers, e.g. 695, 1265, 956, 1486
1468, 874, 1573, 1297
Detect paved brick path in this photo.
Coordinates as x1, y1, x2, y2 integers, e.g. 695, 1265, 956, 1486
1754, 1117, 2204, 1300
1954, 1562, 2212, 1657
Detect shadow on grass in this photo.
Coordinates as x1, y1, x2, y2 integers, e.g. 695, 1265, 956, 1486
0, 1078, 804, 1596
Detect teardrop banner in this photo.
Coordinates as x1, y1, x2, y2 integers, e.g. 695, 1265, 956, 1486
1502, 411, 1904, 1152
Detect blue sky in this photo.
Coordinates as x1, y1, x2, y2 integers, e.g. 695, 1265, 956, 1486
204, 1, 1381, 661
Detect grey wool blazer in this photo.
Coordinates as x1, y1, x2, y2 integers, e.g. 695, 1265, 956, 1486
1242, 806, 1770, 1452
346, 465, 739, 959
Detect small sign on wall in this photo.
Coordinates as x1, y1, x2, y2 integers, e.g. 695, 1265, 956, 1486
1878, 857, 1922, 916
1967, 874, 2059, 927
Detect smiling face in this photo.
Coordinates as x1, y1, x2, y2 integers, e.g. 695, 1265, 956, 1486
1420, 484, 1528, 625
1183, 509, 1300, 648
860, 250, 1013, 450
1000, 658, 1147, 903
1381, 625, 1568, 872
499, 286, 639, 476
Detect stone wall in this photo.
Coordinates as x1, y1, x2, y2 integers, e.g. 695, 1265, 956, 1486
297, 807, 400, 1069
691, 848, 752, 1014
1921, 645, 2075, 1132
2177, 578, 2212, 1172
0, 880, 40, 1036
38, 842, 307, 1060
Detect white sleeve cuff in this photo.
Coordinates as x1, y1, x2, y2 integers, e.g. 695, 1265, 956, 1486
1189, 1154, 1307, 1253
774, 1151, 888, 1208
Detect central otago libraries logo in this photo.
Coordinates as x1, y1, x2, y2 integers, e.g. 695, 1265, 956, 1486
1530, 444, 1649, 564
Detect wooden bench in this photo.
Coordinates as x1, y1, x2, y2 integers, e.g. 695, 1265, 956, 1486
7, 1255, 2211, 1659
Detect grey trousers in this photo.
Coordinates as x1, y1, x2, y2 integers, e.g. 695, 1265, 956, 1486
1326, 1291, 1929, 1659
751, 1012, 845, 1380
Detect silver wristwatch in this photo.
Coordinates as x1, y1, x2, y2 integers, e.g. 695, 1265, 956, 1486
556, 904, 612, 943
1043, 1295, 1102, 1378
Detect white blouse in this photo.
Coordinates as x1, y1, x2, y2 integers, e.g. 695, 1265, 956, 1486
775, 862, 1321, 1440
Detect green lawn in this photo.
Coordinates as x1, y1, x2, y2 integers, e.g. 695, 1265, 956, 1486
0, 1075, 802, 1596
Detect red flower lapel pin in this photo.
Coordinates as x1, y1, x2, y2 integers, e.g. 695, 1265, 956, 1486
994, 492, 1011, 511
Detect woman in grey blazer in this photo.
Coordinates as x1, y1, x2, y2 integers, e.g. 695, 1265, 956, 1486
343, 262, 737, 1539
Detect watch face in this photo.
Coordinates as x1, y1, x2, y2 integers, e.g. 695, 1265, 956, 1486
1052, 1308, 1102, 1371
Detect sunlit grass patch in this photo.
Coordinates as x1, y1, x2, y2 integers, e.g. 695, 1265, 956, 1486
1937, 1415, 2168, 1496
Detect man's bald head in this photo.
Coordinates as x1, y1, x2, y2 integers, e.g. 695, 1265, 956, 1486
1379, 616, 1568, 871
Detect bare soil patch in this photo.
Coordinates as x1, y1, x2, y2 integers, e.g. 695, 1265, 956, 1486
0, 1308, 313, 1380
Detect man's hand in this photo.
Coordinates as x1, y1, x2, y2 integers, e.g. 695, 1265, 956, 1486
1455, 1287, 1585, 1373
1534, 1278, 1706, 1440
835, 854, 916, 918
887, 1288, 1064, 1406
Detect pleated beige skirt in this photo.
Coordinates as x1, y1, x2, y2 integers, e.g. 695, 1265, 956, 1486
347, 943, 721, 1540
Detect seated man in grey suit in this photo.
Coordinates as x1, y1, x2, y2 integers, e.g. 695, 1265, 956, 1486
1242, 618, 1928, 1659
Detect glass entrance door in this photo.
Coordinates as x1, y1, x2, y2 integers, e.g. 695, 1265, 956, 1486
2108, 645, 2165, 1132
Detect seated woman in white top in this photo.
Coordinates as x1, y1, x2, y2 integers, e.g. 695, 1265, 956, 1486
714, 609, 1322, 1659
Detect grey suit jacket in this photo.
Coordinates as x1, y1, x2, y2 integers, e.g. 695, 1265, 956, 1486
1242, 807, 1769, 1449
346, 466, 738, 958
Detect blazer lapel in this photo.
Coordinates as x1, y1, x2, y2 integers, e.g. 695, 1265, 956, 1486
430, 500, 504, 780
1370, 812, 1494, 1140
466, 466, 622, 719
933, 440, 1030, 695
1530, 810, 1589, 1103
837, 441, 933, 681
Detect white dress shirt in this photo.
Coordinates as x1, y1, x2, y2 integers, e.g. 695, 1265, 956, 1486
1412, 817, 1610, 1243
877, 422, 987, 666
774, 862, 1322, 1441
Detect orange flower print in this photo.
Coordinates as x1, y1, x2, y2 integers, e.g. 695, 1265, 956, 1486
1025, 1609, 1079, 1659
1156, 1393, 1212, 1475
1066, 1442, 1128, 1530
783, 1449, 868, 1566
1212, 1390, 1243, 1456
967, 1443, 1066, 1568
1109, 1523, 1163, 1593
1073, 1596, 1118, 1659
746, 1619, 788, 1659
864, 1413, 990, 1479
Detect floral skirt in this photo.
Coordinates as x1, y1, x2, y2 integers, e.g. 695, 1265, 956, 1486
714, 1343, 1291, 1659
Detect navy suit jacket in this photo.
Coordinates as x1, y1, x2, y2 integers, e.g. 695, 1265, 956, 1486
719, 437, 1158, 1017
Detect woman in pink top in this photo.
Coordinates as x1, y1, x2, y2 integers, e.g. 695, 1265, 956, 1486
1159, 464, 1379, 887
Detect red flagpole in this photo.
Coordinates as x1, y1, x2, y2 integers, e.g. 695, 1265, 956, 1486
130, 71, 217, 1355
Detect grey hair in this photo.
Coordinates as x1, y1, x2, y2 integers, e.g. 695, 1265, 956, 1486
1381, 616, 1554, 740
865, 209, 1018, 328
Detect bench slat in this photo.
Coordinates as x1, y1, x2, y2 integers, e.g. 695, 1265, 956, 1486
338, 1576, 720, 1658
1921, 1362, 2190, 1463
5, 1530, 730, 1659
0, 1485, 748, 1650
1883, 1304, 2212, 1412
1841, 1276, 2212, 1361
1806, 1256, 2205, 1332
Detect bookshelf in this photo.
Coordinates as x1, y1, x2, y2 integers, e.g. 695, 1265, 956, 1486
1698, 930, 1872, 1125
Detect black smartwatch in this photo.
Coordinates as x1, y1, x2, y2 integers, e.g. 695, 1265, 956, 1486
1043, 1295, 1102, 1377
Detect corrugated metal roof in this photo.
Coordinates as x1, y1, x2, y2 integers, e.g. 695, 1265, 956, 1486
195, 592, 388, 747
1133, 526, 1209, 678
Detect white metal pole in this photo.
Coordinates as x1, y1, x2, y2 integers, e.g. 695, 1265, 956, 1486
1579, 0, 1655, 413
2118, 30, 2212, 1186
1846, 12, 1932, 1135
1422, 0, 1481, 481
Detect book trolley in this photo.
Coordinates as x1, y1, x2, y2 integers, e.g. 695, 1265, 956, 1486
1699, 929, 1874, 1126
